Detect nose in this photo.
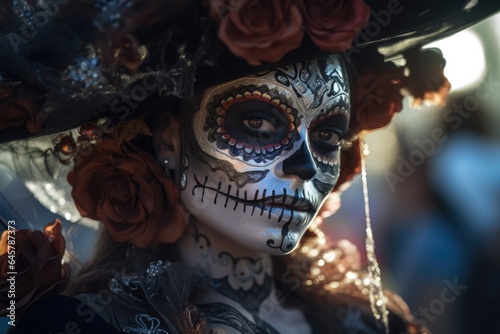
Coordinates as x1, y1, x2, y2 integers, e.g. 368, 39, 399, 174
282, 142, 317, 181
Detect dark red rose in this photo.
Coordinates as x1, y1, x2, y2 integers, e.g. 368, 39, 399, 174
217, 0, 303, 66
351, 65, 406, 133
299, 0, 371, 53
0, 220, 70, 317
79, 121, 101, 141
68, 139, 186, 249
0, 86, 41, 133
405, 48, 451, 107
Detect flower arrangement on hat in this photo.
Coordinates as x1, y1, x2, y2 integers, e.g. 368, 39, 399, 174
0, 0, 497, 333
67, 120, 187, 250
210, 0, 371, 65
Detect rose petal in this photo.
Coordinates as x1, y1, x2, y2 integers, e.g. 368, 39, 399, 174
300, 0, 371, 53
69, 139, 187, 249
218, 0, 303, 66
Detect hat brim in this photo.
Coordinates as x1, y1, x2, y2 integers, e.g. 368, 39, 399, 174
363, 0, 500, 56
197, 0, 500, 90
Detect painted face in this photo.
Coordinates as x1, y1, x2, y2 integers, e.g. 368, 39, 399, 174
180, 54, 350, 255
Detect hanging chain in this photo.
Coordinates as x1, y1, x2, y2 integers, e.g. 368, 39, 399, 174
359, 133, 389, 334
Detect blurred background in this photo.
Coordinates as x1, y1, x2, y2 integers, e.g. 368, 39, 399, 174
1, 11, 500, 334
325, 11, 500, 334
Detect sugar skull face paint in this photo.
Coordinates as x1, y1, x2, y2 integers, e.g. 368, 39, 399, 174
181, 54, 350, 255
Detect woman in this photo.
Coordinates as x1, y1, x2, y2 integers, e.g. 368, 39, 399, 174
1, 0, 499, 333
63, 54, 383, 334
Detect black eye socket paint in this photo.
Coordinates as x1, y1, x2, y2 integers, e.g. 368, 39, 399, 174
224, 99, 289, 147
204, 84, 300, 163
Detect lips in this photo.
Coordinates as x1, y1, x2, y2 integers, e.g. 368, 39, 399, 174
192, 175, 318, 213
261, 195, 315, 212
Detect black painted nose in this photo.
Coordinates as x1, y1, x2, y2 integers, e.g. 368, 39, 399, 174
282, 142, 317, 181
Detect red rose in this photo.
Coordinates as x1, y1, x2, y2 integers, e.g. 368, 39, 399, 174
68, 139, 186, 249
405, 48, 451, 107
0, 86, 41, 133
351, 65, 406, 133
299, 0, 371, 53
0, 220, 70, 316
217, 0, 303, 66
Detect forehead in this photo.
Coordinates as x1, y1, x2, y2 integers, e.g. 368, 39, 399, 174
201, 54, 349, 116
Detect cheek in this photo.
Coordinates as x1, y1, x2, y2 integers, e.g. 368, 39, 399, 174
179, 141, 270, 213
189, 116, 271, 184
311, 150, 341, 196
312, 149, 340, 173
179, 161, 235, 222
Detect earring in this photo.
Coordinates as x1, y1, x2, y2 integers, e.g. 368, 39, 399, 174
163, 159, 169, 166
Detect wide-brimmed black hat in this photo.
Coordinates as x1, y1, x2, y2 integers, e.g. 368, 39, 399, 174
1, 0, 499, 144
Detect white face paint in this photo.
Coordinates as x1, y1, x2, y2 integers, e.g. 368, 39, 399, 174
180, 54, 350, 255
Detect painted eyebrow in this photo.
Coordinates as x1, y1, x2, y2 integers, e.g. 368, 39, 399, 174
309, 114, 349, 139
310, 100, 350, 128
213, 77, 301, 107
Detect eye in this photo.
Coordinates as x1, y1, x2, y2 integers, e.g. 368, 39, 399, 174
222, 100, 290, 147
242, 118, 276, 131
311, 129, 341, 146
310, 128, 342, 151
309, 112, 348, 154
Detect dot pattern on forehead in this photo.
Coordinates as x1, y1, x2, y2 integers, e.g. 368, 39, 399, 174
203, 84, 300, 164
